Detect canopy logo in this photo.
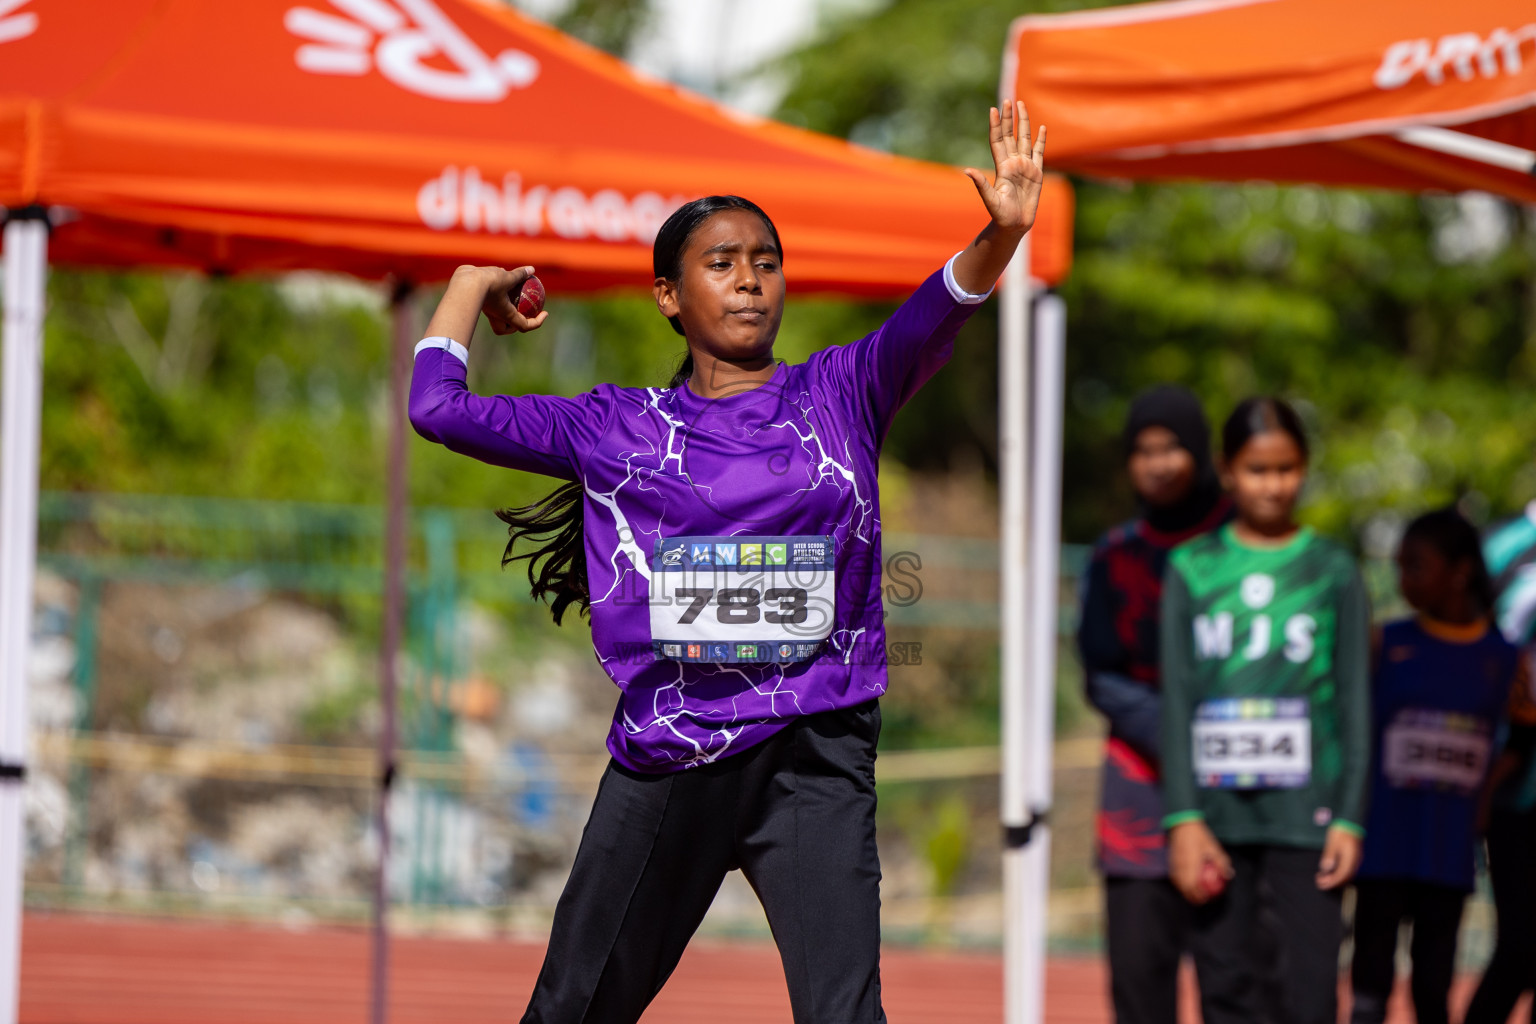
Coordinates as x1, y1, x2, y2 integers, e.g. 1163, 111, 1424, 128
1375, 25, 1536, 89
418, 167, 688, 245
284, 0, 539, 103
0, 0, 37, 45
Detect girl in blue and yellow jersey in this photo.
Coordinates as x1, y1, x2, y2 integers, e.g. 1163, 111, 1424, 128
1350, 508, 1529, 1024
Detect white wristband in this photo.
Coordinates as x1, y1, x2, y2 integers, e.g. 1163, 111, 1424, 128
415, 336, 469, 365
943, 252, 994, 304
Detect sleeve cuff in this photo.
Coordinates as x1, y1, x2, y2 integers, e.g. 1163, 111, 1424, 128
1161, 810, 1205, 830
1330, 820, 1366, 839
415, 336, 469, 365
943, 252, 994, 305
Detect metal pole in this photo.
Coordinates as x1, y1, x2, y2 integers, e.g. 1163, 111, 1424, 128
0, 209, 49, 1024
372, 283, 413, 1024
1022, 291, 1067, 1024
998, 234, 1034, 1024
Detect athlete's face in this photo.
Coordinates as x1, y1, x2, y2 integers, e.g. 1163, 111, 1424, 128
655, 209, 785, 367
1221, 430, 1305, 534
1127, 426, 1196, 509
1396, 536, 1468, 620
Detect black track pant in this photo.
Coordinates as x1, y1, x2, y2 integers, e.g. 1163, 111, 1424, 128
1104, 876, 1192, 1024
1465, 807, 1536, 1024
1349, 878, 1466, 1024
521, 700, 886, 1024
1187, 844, 1344, 1024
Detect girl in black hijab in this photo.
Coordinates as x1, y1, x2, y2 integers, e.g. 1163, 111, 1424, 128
1077, 384, 1231, 1024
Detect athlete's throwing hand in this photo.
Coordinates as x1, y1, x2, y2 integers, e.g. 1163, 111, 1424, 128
476, 265, 548, 336
963, 100, 1047, 235
422, 264, 549, 350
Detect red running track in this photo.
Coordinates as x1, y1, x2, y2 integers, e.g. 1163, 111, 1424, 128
16, 913, 1529, 1023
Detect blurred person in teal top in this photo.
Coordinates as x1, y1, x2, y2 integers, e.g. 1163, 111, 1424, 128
1464, 501, 1536, 1024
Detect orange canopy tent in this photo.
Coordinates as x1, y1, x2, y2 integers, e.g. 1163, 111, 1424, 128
994, 5, 1535, 1024
0, 0, 1070, 292
1006, 0, 1536, 198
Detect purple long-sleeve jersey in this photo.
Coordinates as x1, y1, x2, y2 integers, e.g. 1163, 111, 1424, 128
409, 265, 984, 771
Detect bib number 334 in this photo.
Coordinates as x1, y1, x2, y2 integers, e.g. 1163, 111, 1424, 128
1193, 697, 1312, 789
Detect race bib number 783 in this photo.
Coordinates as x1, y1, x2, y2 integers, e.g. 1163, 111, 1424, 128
649, 535, 836, 664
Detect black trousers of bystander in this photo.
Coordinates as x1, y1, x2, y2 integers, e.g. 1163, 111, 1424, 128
520, 700, 886, 1024
1349, 877, 1467, 1024
1104, 876, 1192, 1024
1187, 844, 1344, 1024
1464, 807, 1536, 1024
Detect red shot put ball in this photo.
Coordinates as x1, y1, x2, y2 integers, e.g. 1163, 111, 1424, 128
516, 275, 546, 318
1200, 862, 1226, 898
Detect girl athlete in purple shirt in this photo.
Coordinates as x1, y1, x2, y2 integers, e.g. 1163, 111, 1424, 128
410, 103, 1046, 1024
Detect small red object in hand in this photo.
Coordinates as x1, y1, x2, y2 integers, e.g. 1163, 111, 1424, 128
516, 275, 546, 318
1200, 862, 1226, 899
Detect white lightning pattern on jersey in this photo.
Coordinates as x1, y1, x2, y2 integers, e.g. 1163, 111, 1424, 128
586, 376, 870, 767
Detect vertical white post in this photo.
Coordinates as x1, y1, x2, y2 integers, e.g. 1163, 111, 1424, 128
999, 235, 1034, 1024
0, 212, 49, 1024
372, 284, 412, 1024
1022, 291, 1066, 1024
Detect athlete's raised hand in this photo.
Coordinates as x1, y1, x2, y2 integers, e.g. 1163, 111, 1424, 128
949, 102, 1047, 295
963, 100, 1046, 235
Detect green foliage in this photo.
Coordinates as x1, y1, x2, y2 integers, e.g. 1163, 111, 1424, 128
551, 0, 652, 57
922, 793, 971, 899
774, 0, 1536, 545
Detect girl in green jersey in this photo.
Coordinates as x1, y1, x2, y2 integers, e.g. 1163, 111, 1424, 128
1160, 397, 1371, 1024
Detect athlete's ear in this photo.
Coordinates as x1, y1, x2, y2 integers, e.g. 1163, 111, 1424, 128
654, 276, 679, 321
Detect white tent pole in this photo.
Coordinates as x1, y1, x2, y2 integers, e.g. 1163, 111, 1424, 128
1395, 126, 1536, 175
1022, 290, 1067, 1024
0, 209, 49, 1024
371, 284, 413, 1024
999, 234, 1035, 1024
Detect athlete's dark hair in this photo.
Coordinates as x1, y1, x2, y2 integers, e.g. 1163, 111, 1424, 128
495, 482, 587, 625
497, 196, 782, 624
1221, 396, 1310, 463
1401, 506, 1496, 614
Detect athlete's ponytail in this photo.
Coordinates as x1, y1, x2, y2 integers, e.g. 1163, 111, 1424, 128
496, 483, 588, 625
669, 352, 693, 388
501, 196, 777, 624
